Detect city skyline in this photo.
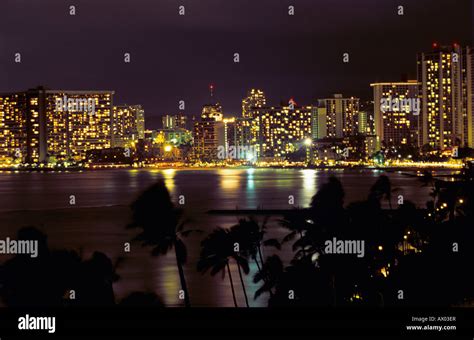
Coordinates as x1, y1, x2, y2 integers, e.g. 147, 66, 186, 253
2, 38, 474, 166
0, 0, 471, 128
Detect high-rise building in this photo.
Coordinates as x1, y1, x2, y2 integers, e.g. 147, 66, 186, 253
238, 89, 265, 149
193, 120, 218, 161
371, 81, 420, 148
193, 102, 224, 161
250, 105, 312, 158
162, 113, 187, 130
357, 111, 369, 134
215, 118, 238, 159
0, 87, 114, 163
133, 105, 146, 140
236, 117, 252, 147
360, 100, 375, 135
0, 93, 28, 163
112, 104, 145, 148
417, 44, 473, 149
162, 115, 174, 129
466, 47, 474, 147
50, 90, 113, 161
311, 103, 327, 140
317, 94, 360, 139
242, 89, 266, 119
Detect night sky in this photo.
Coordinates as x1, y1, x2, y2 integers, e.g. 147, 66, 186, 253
0, 0, 471, 128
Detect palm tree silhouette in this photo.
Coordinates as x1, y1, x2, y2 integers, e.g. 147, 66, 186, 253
280, 209, 313, 261
230, 217, 281, 306
369, 175, 393, 209
128, 180, 199, 307
283, 177, 347, 263
197, 227, 250, 307
235, 254, 250, 307
228, 222, 252, 307
231, 217, 280, 266
253, 255, 283, 300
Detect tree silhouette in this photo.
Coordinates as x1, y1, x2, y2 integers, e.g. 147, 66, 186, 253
228, 222, 253, 307
280, 208, 312, 260
77, 251, 118, 306
369, 175, 393, 209
127, 180, 199, 307
0, 226, 119, 307
0, 227, 66, 307
253, 255, 283, 300
197, 227, 250, 307
230, 217, 281, 306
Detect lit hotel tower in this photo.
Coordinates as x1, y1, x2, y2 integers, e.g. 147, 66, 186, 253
371, 80, 420, 148
242, 89, 266, 118
112, 105, 145, 148
250, 102, 312, 159
193, 85, 223, 161
417, 44, 473, 150
315, 94, 360, 139
0, 86, 113, 164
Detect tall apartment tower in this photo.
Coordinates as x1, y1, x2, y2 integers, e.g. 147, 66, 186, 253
417, 44, 473, 149
316, 94, 360, 139
0, 86, 114, 163
193, 102, 224, 161
242, 89, 266, 119
162, 113, 187, 130
371, 81, 420, 148
250, 105, 312, 158
466, 47, 474, 147
112, 104, 145, 148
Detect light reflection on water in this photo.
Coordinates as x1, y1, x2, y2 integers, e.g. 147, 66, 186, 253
0, 168, 449, 307
161, 169, 176, 191
0, 168, 444, 212
218, 169, 241, 191
301, 169, 317, 205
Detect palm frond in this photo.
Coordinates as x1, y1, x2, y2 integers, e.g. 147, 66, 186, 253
180, 229, 203, 237
210, 261, 227, 277
151, 240, 173, 256
234, 256, 250, 274
263, 238, 281, 250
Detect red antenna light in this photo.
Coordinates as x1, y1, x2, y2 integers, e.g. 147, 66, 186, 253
432, 42, 438, 49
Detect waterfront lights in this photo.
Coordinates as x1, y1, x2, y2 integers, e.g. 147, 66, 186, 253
246, 151, 256, 162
